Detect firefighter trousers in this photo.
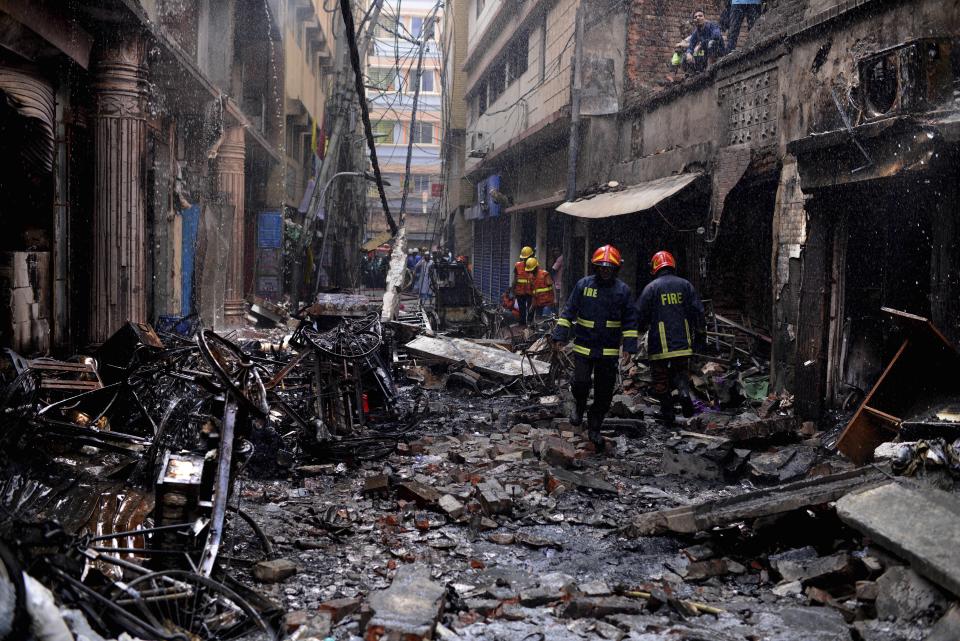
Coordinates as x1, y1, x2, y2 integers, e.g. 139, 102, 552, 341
651, 356, 693, 423
571, 355, 618, 426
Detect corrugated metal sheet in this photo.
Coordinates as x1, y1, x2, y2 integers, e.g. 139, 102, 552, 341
556, 173, 703, 219
0, 67, 55, 172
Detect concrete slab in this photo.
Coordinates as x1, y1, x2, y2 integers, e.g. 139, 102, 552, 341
366, 565, 446, 640
836, 482, 960, 597
404, 335, 549, 379
625, 466, 888, 537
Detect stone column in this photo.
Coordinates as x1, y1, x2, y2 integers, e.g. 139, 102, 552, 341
218, 125, 246, 324
91, 31, 147, 344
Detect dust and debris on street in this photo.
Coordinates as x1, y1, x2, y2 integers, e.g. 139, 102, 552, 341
1, 0, 959, 640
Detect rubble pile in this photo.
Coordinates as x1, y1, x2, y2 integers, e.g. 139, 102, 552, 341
0, 304, 958, 641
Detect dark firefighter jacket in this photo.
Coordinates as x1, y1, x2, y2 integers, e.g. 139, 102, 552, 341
635, 272, 704, 361
551, 275, 638, 358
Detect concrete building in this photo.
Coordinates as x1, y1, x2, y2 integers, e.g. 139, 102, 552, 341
595, 0, 959, 419
364, 0, 445, 251
0, 0, 339, 352
460, 0, 629, 301
273, 0, 338, 301
456, 0, 960, 422
440, 0, 473, 258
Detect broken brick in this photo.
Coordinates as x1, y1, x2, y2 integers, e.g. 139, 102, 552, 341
475, 479, 512, 515
439, 493, 465, 519
252, 558, 298, 583
319, 597, 362, 623
363, 474, 390, 496
537, 436, 577, 468
396, 480, 441, 507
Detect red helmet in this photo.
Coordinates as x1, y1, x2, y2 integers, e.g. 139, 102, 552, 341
651, 250, 676, 275
591, 245, 622, 268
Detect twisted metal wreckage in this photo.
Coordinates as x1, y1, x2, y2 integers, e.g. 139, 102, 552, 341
0, 308, 422, 641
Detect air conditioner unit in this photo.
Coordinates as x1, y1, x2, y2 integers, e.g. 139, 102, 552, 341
858, 38, 954, 122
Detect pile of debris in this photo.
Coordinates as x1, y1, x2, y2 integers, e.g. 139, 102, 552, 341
0, 305, 409, 641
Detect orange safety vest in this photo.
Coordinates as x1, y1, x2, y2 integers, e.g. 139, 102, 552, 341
513, 261, 532, 295
532, 268, 555, 307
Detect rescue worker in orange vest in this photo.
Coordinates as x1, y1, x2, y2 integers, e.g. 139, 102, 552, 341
635, 250, 705, 426
526, 257, 556, 317
551, 245, 638, 451
512, 246, 536, 325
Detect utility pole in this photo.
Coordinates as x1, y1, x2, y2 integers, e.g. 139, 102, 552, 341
563, 3, 585, 296
292, 0, 386, 301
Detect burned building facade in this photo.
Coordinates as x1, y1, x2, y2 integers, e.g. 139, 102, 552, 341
616, 0, 960, 419
455, 0, 960, 420
0, 0, 339, 353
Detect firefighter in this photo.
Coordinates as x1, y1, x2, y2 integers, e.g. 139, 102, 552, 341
635, 250, 705, 426
551, 245, 638, 451
527, 257, 556, 317
512, 246, 536, 325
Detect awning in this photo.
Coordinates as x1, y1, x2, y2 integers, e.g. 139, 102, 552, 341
556, 172, 702, 219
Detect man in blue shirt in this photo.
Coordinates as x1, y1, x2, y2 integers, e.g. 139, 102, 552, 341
727, 0, 761, 53
685, 9, 725, 73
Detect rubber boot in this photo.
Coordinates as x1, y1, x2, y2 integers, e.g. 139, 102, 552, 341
658, 394, 676, 427
587, 415, 606, 452
570, 398, 587, 427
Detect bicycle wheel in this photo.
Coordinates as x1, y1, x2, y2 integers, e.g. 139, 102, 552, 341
197, 330, 268, 419
117, 570, 274, 641
0, 541, 27, 641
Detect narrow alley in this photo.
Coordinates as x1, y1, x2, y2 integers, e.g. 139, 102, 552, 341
0, 1, 958, 641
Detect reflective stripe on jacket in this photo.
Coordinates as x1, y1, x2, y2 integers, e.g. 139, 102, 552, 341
635, 272, 704, 361
513, 262, 532, 295
551, 275, 638, 358
532, 268, 555, 308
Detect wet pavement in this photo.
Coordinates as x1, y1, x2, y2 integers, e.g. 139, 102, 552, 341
219, 381, 946, 641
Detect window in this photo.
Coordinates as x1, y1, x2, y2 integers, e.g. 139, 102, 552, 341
368, 68, 396, 91
413, 175, 431, 194
539, 16, 547, 81
476, 0, 485, 18
410, 122, 434, 144
375, 15, 395, 37
420, 70, 435, 93
488, 62, 505, 103
477, 81, 487, 115
372, 120, 396, 144
506, 34, 529, 84
411, 16, 424, 38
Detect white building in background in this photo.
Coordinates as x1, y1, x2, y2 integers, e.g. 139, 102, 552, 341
364, 0, 444, 251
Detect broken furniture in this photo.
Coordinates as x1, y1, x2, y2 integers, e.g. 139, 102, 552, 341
837, 308, 960, 464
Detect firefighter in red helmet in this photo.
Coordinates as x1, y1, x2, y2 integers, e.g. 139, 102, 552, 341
551, 245, 638, 451
635, 250, 705, 426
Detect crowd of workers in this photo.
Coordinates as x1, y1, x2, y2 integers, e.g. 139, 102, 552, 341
672, 1, 762, 74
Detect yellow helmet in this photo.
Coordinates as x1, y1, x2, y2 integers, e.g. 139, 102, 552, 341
519, 246, 535, 259
524, 257, 539, 272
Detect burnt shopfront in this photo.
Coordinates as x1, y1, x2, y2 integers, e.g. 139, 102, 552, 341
786, 39, 960, 418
